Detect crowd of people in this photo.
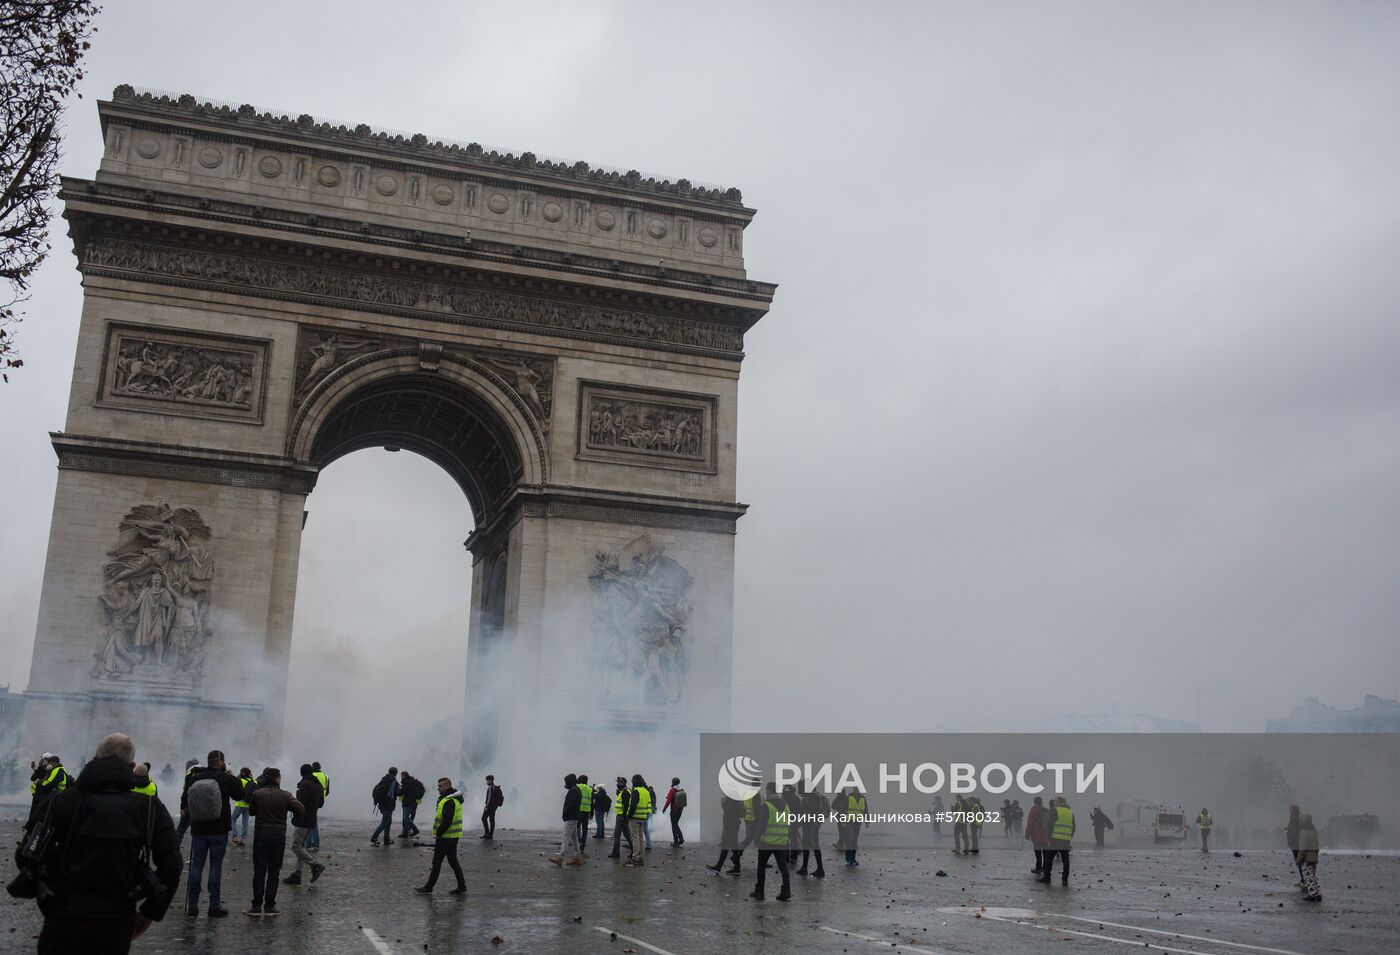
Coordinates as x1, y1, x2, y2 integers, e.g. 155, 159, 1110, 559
10, 736, 1330, 954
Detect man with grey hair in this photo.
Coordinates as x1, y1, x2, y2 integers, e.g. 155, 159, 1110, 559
26, 733, 183, 954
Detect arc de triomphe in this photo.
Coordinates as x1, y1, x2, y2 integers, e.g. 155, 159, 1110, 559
21, 87, 774, 773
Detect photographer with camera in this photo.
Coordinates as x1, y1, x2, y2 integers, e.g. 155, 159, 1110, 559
10, 732, 183, 954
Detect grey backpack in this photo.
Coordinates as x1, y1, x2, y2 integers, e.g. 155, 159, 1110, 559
187, 776, 223, 824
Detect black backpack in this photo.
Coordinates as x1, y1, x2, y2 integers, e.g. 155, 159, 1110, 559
371, 776, 391, 809
407, 777, 426, 803
672, 789, 688, 810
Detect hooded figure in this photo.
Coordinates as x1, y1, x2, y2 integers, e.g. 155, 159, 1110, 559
1297, 813, 1321, 901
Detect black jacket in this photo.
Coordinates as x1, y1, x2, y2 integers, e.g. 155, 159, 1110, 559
180, 766, 245, 837
562, 784, 582, 822
35, 755, 183, 922
291, 776, 325, 829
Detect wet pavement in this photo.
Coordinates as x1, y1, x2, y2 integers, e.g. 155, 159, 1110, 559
2, 816, 1396, 954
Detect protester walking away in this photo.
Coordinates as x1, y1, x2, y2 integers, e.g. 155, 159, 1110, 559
132, 763, 156, 796
1025, 796, 1049, 872
749, 783, 792, 901
706, 793, 746, 874
180, 749, 245, 917
480, 774, 503, 839
931, 795, 944, 838
416, 778, 467, 894
967, 793, 984, 853
1297, 813, 1321, 901
641, 781, 657, 849
1196, 808, 1213, 852
283, 765, 327, 887
231, 767, 255, 847
400, 771, 426, 840
549, 773, 585, 866
951, 794, 969, 854
174, 758, 198, 845
26, 753, 70, 834
663, 777, 688, 846
1002, 799, 1015, 840
159, 762, 177, 790
574, 774, 593, 850
245, 768, 305, 916
16, 733, 183, 955
797, 786, 829, 877
1010, 799, 1024, 841
626, 773, 652, 865
783, 784, 803, 865
1090, 806, 1112, 847
371, 767, 399, 846
593, 785, 611, 839
837, 786, 867, 866
1285, 805, 1303, 882
306, 761, 330, 850
608, 776, 634, 858
1038, 795, 1075, 885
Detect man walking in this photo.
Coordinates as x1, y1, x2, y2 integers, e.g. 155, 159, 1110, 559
837, 786, 868, 866
245, 768, 305, 916
796, 785, 828, 878
27, 733, 183, 955
480, 773, 503, 839
1196, 808, 1213, 852
416, 778, 467, 894
174, 758, 198, 846
663, 777, 687, 846
230, 766, 255, 847
706, 793, 746, 874
371, 767, 399, 846
1025, 795, 1050, 873
1090, 805, 1111, 847
749, 783, 792, 902
306, 761, 330, 850
401, 770, 425, 840
608, 775, 634, 858
1038, 795, 1075, 886
593, 784, 611, 839
574, 774, 593, 850
181, 749, 245, 917
549, 773, 585, 866
283, 764, 326, 887
626, 773, 652, 865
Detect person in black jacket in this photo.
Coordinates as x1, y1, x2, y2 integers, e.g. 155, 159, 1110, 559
284, 764, 326, 886
28, 733, 183, 955
180, 749, 245, 918
371, 767, 398, 846
548, 774, 583, 866
400, 771, 424, 839
26, 753, 70, 833
416, 778, 466, 894
705, 793, 745, 875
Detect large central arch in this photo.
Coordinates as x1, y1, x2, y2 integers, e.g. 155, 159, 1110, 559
21, 87, 775, 779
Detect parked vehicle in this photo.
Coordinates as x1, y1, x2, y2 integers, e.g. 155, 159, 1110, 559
1152, 806, 1189, 844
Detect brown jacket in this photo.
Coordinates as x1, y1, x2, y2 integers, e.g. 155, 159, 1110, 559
247, 783, 305, 832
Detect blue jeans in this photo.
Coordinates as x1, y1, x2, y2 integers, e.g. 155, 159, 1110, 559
372, 809, 394, 843
643, 814, 652, 849
187, 833, 228, 911
402, 801, 420, 837
231, 805, 249, 840
305, 825, 320, 849
594, 808, 607, 838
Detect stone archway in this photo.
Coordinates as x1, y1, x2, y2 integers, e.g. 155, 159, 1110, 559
21, 87, 774, 776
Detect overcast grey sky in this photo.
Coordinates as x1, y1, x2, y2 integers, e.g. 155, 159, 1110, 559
3, 1, 1399, 739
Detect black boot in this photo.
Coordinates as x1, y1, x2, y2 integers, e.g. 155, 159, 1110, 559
749, 888, 764, 900
776, 886, 791, 901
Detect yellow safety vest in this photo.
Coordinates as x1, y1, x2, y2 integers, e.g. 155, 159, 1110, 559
1197, 813, 1212, 830
234, 777, 254, 808
742, 795, 756, 822
632, 786, 653, 819
615, 788, 629, 815
847, 794, 867, 815
577, 783, 593, 813
970, 800, 984, 827
131, 780, 157, 797
312, 771, 329, 797
435, 794, 464, 839
759, 799, 790, 846
1051, 806, 1074, 842
30, 765, 68, 795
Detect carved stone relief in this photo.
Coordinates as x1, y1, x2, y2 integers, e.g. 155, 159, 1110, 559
94, 503, 216, 681
293, 329, 381, 403
589, 535, 694, 706
82, 236, 746, 355
98, 324, 268, 423
577, 380, 716, 473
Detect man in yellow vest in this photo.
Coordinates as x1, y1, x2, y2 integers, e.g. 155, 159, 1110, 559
575, 774, 593, 851
837, 786, 868, 866
306, 762, 329, 850
1037, 795, 1075, 885
626, 773, 652, 866
415, 777, 466, 894
608, 775, 634, 859
231, 767, 255, 847
1196, 808, 1213, 852
132, 763, 158, 796
26, 753, 69, 834
749, 782, 792, 901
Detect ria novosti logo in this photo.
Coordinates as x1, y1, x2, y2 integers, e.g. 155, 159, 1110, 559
717, 755, 763, 801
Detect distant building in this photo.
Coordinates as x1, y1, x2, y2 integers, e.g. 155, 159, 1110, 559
1265, 695, 1400, 733
1045, 712, 1202, 733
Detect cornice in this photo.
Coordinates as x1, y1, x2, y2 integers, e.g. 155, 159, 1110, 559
61, 177, 777, 309
51, 432, 318, 494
